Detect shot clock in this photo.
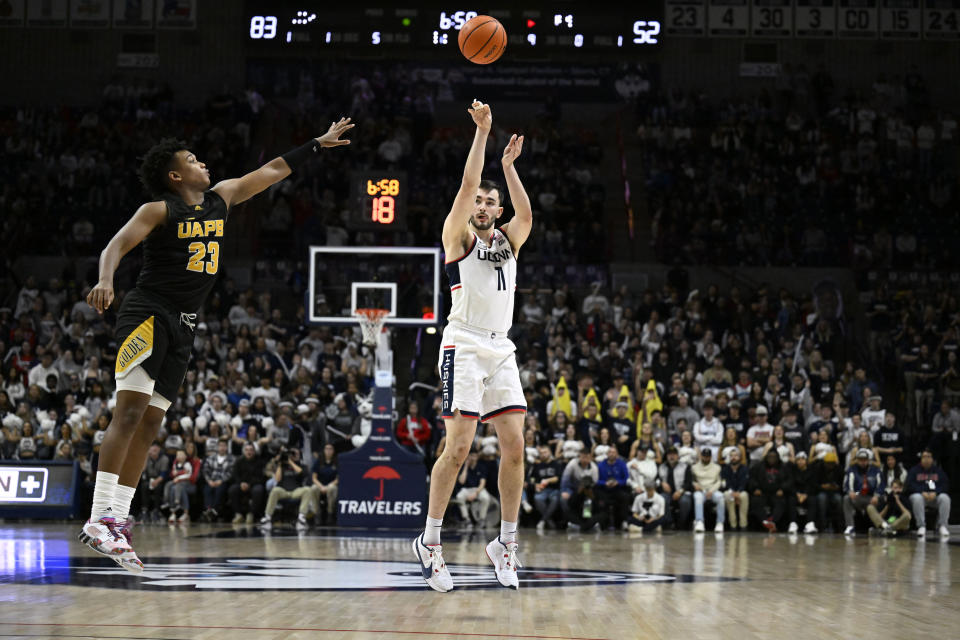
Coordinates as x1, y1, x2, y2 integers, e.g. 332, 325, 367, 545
349, 171, 408, 231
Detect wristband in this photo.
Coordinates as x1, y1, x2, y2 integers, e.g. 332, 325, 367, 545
281, 139, 321, 170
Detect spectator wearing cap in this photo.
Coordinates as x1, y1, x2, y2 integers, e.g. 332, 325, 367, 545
261, 447, 312, 529
906, 449, 951, 538
608, 401, 635, 458
626, 446, 658, 493
627, 480, 666, 533
396, 401, 431, 455
691, 446, 725, 533
749, 448, 791, 532
658, 446, 693, 529
722, 447, 750, 531
692, 401, 723, 460
786, 452, 818, 534
842, 447, 889, 535
746, 405, 774, 463
560, 450, 599, 531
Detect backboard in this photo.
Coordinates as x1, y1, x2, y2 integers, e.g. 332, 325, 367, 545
308, 246, 441, 326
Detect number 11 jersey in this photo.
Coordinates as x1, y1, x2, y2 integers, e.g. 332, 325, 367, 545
444, 228, 517, 334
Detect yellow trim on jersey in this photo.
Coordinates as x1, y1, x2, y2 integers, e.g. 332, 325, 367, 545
115, 316, 155, 378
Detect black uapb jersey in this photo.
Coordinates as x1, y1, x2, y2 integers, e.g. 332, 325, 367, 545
135, 190, 229, 313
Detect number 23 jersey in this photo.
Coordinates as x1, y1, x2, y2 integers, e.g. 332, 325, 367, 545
136, 190, 229, 313
445, 228, 517, 334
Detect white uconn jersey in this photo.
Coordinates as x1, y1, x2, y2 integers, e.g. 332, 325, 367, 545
445, 229, 517, 334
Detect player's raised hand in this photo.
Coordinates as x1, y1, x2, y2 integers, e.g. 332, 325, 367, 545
87, 281, 114, 315
315, 117, 354, 147
469, 100, 492, 131
502, 134, 524, 167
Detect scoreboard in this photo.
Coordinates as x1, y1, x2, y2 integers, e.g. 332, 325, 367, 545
662, 0, 958, 37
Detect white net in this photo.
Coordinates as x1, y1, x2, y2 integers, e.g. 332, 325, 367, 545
355, 308, 389, 348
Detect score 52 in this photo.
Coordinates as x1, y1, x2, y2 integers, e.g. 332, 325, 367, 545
633, 20, 661, 44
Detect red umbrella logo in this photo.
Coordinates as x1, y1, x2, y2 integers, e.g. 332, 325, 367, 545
363, 465, 402, 501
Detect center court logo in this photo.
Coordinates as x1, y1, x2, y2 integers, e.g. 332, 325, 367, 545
24, 558, 743, 591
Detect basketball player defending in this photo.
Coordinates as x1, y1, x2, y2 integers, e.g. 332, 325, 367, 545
78, 118, 354, 572
413, 101, 532, 591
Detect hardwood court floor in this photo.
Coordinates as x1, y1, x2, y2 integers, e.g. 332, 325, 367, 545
1, 523, 958, 640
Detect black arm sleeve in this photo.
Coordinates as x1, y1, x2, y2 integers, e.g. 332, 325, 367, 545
281, 139, 321, 171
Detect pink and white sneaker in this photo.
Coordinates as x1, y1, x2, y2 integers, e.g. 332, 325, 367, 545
77, 516, 142, 574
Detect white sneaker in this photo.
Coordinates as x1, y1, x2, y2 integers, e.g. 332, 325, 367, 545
167, 512, 177, 524
843, 526, 855, 536
803, 521, 818, 534
788, 521, 799, 534
259, 515, 272, 530
177, 512, 190, 524
693, 520, 705, 533
485, 537, 521, 590
917, 527, 926, 538
296, 514, 309, 530
535, 520, 545, 532
413, 534, 453, 592
77, 516, 137, 569
714, 522, 724, 534
521, 501, 533, 514
939, 526, 950, 539
628, 524, 643, 534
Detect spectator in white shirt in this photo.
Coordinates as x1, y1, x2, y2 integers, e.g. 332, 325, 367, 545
860, 395, 886, 434
28, 352, 59, 392
627, 481, 666, 533
746, 405, 775, 463
692, 401, 723, 459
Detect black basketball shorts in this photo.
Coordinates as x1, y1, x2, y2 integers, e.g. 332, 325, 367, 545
113, 288, 193, 403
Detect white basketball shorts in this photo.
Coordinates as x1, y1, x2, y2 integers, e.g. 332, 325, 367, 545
438, 322, 526, 422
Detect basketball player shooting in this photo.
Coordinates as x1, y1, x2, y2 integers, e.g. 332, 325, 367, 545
77, 118, 354, 572
413, 101, 532, 591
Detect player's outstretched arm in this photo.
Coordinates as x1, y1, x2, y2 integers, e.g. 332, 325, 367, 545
499, 134, 531, 253
87, 201, 168, 314
442, 100, 491, 250
212, 117, 354, 208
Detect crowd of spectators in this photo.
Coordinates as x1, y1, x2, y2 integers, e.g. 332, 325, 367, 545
628, 63, 959, 269
1, 62, 957, 535
2, 262, 956, 535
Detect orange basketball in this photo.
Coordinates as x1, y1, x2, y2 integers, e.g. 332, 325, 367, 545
458, 15, 507, 65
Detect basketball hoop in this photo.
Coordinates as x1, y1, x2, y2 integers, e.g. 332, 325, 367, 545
355, 308, 390, 348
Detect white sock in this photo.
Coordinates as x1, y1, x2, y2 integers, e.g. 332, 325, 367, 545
113, 484, 137, 520
500, 520, 518, 544
423, 516, 443, 545
91, 471, 119, 520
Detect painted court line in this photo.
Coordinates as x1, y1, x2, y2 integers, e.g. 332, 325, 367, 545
1, 623, 607, 640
